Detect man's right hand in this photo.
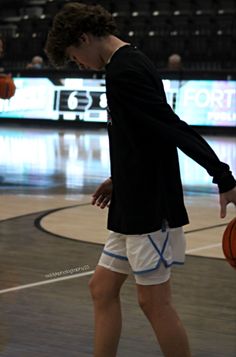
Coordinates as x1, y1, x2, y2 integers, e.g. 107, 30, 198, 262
219, 186, 236, 218
91, 177, 112, 209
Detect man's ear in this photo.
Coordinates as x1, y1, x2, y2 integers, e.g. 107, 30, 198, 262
79, 33, 89, 44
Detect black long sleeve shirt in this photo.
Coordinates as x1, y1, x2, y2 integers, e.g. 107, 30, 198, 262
105, 45, 236, 234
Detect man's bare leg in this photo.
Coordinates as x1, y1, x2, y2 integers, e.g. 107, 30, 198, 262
89, 266, 128, 357
137, 279, 191, 357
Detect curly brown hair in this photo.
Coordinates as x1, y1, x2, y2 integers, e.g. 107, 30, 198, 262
45, 2, 118, 68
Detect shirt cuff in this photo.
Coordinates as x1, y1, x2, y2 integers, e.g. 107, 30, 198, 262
214, 173, 236, 193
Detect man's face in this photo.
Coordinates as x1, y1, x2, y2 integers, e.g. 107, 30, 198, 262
66, 34, 105, 70
0, 39, 4, 58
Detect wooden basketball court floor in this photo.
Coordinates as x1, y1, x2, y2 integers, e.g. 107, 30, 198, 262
0, 126, 235, 357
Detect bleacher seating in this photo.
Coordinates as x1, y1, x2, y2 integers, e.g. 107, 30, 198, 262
0, 0, 235, 70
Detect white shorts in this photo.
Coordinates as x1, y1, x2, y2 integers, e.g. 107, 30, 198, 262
98, 224, 186, 285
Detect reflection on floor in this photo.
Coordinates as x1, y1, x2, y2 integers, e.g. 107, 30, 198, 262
0, 128, 110, 193
0, 127, 236, 193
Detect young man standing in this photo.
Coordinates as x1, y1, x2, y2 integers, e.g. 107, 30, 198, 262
45, 3, 236, 357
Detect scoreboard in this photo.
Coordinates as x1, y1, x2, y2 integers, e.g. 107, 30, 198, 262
164, 79, 236, 126
0, 76, 236, 127
0, 77, 107, 122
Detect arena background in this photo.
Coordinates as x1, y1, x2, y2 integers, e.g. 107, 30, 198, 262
0, 1, 236, 357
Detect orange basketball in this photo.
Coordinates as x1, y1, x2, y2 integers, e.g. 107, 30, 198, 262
222, 217, 236, 269
0, 75, 16, 99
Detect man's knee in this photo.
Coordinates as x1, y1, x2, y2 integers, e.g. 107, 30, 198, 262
88, 274, 108, 301
138, 294, 171, 317
137, 282, 172, 316
88, 266, 127, 302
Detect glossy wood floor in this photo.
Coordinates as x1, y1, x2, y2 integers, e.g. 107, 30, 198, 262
0, 126, 236, 357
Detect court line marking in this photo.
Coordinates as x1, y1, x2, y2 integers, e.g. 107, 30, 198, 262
36, 204, 229, 246
0, 213, 227, 296
0, 243, 224, 295
0, 270, 95, 295
186, 243, 221, 254
0, 202, 90, 224
185, 222, 227, 234
34, 202, 103, 246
